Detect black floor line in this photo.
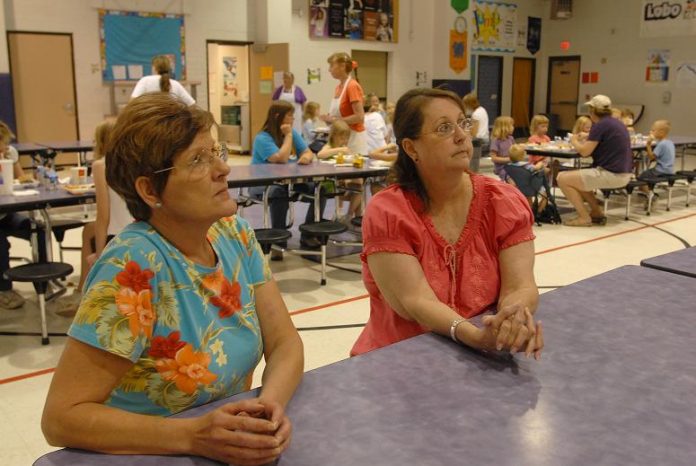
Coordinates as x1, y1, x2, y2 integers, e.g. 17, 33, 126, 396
0, 331, 68, 337
628, 219, 692, 248
296, 323, 366, 332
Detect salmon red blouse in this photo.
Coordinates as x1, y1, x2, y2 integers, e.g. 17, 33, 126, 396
350, 174, 535, 356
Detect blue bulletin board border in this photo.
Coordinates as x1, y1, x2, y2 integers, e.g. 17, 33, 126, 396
99, 9, 186, 82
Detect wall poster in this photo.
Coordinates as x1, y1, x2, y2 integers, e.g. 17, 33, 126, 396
640, 0, 696, 37
471, 0, 517, 53
646, 49, 670, 83
309, 0, 399, 42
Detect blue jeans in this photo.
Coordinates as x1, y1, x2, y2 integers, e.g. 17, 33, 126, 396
0, 212, 48, 291
248, 183, 326, 243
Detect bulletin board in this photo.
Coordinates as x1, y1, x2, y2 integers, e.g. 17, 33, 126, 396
309, 0, 399, 42
99, 9, 186, 82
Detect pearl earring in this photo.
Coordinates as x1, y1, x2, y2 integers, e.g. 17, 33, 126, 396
154, 201, 162, 208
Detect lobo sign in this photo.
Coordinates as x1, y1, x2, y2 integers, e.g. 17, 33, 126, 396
641, 0, 696, 36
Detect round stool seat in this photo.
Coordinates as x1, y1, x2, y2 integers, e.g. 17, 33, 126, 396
254, 228, 292, 244
5, 262, 73, 282
299, 220, 347, 245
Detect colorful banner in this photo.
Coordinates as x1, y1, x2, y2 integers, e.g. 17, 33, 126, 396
471, 0, 517, 53
449, 16, 468, 74
641, 0, 696, 37
646, 49, 670, 83
527, 17, 541, 54
311, 0, 398, 42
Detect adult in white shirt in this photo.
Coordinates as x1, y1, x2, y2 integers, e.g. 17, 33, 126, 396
363, 102, 388, 154
131, 55, 195, 105
463, 92, 489, 141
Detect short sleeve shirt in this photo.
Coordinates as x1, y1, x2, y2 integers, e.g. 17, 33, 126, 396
653, 139, 675, 174
251, 130, 308, 164
351, 174, 536, 356
69, 217, 272, 415
130, 75, 195, 106
336, 79, 365, 132
587, 117, 633, 173
471, 106, 489, 140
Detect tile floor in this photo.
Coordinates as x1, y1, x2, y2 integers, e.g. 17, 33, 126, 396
2, 153, 696, 465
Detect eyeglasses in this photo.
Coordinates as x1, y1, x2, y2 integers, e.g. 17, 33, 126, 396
153, 143, 228, 180
422, 118, 473, 138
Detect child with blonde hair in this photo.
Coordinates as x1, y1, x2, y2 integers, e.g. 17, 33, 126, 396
572, 116, 592, 142
489, 116, 515, 180
527, 114, 551, 169
302, 101, 322, 144
318, 121, 362, 222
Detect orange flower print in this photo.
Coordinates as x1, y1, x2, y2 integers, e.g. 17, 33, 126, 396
116, 261, 154, 292
115, 288, 155, 338
155, 344, 218, 395
210, 277, 242, 319
201, 269, 224, 295
239, 228, 251, 255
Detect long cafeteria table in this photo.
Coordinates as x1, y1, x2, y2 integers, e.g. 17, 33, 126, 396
33, 265, 696, 465
640, 246, 696, 278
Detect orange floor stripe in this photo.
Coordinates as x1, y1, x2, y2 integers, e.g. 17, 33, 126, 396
2, 212, 694, 386
0, 367, 55, 385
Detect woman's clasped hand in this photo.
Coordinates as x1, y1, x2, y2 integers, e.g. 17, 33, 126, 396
192, 398, 292, 466
480, 304, 544, 359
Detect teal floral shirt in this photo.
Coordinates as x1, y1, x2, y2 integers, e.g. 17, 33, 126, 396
69, 216, 272, 416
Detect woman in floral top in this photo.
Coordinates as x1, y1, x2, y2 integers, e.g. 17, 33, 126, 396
42, 94, 303, 466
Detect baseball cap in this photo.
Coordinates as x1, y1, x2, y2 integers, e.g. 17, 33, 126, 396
584, 94, 611, 109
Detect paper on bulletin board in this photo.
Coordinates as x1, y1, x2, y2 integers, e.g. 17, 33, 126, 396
260, 66, 273, 80
273, 71, 284, 88
112, 65, 127, 80
307, 68, 321, 84
675, 62, 696, 88
127, 64, 143, 80
259, 80, 273, 94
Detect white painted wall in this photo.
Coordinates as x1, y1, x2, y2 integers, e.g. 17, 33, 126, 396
2, 0, 694, 138
540, 0, 696, 135
0, 0, 249, 138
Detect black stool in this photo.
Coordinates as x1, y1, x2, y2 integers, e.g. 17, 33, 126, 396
601, 180, 647, 220
642, 173, 689, 212
299, 220, 347, 285
677, 170, 696, 206
4, 262, 73, 345
51, 219, 88, 262
253, 228, 292, 256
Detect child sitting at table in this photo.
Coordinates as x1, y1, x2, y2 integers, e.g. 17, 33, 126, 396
637, 119, 675, 194
489, 116, 515, 181
527, 114, 551, 170
318, 120, 362, 223
572, 115, 592, 142
302, 101, 322, 145
621, 108, 636, 135
368, 142, 398, 195
0, 120, 46, 310
506, 144, 548, 214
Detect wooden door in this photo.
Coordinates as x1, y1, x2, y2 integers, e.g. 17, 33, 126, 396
547, 56, 580, 133
351, 50, 388, 99
249, 43, 289, 140
8, 32, 79, 142
511, 58, 535, 137
476, 56, 503, 122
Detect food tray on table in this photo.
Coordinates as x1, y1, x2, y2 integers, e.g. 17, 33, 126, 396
63, 183, 95, 195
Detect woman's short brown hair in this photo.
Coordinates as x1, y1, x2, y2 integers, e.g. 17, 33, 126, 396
389, 87, 466, 207
106, 93, 215, 221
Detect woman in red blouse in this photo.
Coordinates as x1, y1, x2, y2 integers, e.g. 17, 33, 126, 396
351, 88, 544, 359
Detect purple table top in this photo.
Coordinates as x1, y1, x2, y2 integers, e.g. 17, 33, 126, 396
11, 142, 51, 155
33, 265, 696, 465
227, 162, 388, 188
640, 246, 696, 278
0, 187, 94, 214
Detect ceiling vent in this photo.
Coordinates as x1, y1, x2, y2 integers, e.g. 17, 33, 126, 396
551, 0, 573, 19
